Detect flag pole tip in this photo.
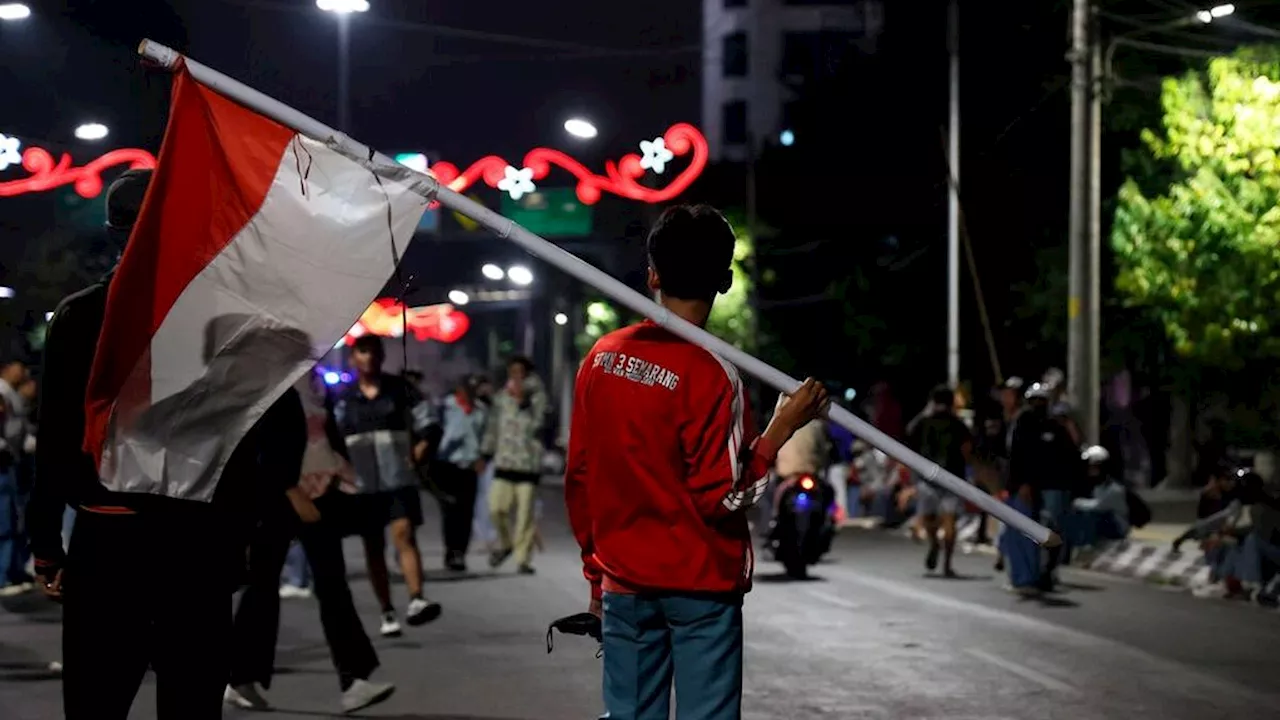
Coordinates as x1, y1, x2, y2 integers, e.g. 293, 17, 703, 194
1042, 531, 1063, 548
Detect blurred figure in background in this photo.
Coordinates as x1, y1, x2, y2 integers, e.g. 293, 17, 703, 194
901, 385, 972, 576
1069, 446, 1130, 555
0, 361, 33, 595
481, 356, 548, 575
434, 375, 488, 571
470, 375, 498, 551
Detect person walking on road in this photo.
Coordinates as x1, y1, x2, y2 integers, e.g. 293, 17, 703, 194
481, 356, 548, 575
225, 385, 395, 715
903, 385, 973, 577
433, 376, 488, 571
0, 361, 33, 595
565, 204, 829, 720
331, 335, 442, 637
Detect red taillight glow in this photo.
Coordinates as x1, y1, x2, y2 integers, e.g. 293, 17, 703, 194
800, 477, 815, 491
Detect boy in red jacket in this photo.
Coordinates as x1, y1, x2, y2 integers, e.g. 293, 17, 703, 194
565, 204, 827, 720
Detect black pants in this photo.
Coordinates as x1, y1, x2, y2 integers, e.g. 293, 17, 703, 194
229, 491, 378, 690
63, 510, 232, 720
434, 463, 478, 557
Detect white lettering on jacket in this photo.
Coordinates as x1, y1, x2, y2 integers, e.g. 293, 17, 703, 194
591, 351, 680, 391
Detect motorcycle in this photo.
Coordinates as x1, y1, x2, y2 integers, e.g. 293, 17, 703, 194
767, 472, 838, 579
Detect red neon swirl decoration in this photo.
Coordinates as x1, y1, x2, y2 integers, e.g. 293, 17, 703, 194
427, 122, 708, 207
0, 146, 158, 199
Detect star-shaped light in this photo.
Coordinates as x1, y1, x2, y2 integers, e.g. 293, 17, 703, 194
497, 165, 536, 201
638, 137, 675, 175
0, 134, 22, 172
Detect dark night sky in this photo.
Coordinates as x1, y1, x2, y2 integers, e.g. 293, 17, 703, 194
3, 0, 700, 163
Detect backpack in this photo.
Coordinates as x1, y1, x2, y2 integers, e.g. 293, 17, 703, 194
1125, 489, 1152, 529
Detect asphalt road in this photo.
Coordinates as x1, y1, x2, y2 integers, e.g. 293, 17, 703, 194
2, 489, 1279, 719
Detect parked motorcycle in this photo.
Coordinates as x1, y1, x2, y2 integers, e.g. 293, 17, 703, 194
768, 472, 838, 579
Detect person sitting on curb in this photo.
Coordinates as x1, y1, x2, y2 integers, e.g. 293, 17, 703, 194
1067, 446, 1129, 560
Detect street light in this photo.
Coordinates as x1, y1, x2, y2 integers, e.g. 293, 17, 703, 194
563, 118, 598, 140
0, 3, 30, 21
507, 265, 533, 286
481, 263, 505, 281
553, 312, 568, 326
74, 123, 109, 141
1197, 4, 1234, 23
0, 286, 14, 299
779, 129, 795, 147
447, 289, 470, 306
316, 0, 369, 12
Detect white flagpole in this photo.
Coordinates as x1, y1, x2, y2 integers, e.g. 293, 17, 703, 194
136, 40, 1057, 547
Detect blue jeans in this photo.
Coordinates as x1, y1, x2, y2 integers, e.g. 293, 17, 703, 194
473, 463, 497, 546
281, 541, 311, 588
601, 592, 743, 720
0, 470, 31, 585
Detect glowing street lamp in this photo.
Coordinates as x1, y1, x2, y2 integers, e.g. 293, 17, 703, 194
447, 289, 470, 306
316, 0, 369, 13
481, 263, 505, 281
563, 118, 598, 140
0, 3, 31, 21
553, 312, 568, 326
507, 265, 534, 286
74, 123, 109, 141
1196, 4, 1234, 22
0, 286, 15, 299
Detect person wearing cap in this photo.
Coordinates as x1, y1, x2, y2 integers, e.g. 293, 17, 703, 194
1008, 381, 1081, 592
25, 169, 313, 719
1069, 446, 1130, 551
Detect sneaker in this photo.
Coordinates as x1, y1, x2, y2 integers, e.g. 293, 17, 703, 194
445, 552, 467, 572
379, 612, 403, 637
0, 583, 29, 598
517, 564, 536, 575
341, 679, 395, 713
224, 683, 272, 710
406, 597, 442, 626
489, 547, 512, 569
1192, 582, 1228, 599
278, 584, 313, 599
48, 660, 62, 673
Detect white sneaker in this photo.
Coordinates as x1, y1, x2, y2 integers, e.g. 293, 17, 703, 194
1192, 582, 1228, 599
379, 612, 402, 637
278, 584, 313, 599
341, 678, 395, 713
224, 683, 272, 710
405, 597, 442, 626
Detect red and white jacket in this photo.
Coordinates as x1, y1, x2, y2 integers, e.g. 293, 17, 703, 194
565, 321, 779, 600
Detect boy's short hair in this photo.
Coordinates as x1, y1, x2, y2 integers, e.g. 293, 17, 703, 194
508, 355, 534, 373
351, 334, 386, 360
647, 204, 737, 302
930, 384, 955, 409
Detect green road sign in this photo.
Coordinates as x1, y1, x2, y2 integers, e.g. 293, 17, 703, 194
501, 188, 592, 237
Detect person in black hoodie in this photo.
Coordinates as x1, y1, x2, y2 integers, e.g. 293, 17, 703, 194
1008, 382, 1082, 592
25, 169, 304, 720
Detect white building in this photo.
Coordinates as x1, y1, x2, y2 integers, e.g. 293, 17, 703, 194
702, 0, 885, 161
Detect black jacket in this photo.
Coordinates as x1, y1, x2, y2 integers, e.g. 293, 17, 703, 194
27, 275, 306, 571
1008, 408, 1081, 495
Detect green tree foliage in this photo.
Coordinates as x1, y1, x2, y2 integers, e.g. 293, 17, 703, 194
1111, 47, 1280, 368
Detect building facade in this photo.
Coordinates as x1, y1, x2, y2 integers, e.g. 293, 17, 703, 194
702, 0, 885, 161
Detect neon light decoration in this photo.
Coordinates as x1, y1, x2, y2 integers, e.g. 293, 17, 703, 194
344, 298, 470, 345
0, 133, 157, 199
424, 123, 708, 206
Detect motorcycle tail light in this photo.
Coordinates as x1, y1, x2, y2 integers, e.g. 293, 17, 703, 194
799, 476, 815, 491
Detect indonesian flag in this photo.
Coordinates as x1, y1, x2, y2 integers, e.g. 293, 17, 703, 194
83, 67, 430, 501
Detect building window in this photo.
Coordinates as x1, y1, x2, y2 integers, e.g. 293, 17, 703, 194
722, 32, 748, 77
724, 0, 746, 7
722, 100, 748, 145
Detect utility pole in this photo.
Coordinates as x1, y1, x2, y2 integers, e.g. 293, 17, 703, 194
946, 0, 961, 389
1068, 0, 1101, 444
